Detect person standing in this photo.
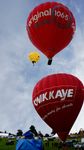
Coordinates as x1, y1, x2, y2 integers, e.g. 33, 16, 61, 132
16, 130, 44, 150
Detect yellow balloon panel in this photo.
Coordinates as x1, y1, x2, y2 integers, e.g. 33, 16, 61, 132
28, 51, 40, 64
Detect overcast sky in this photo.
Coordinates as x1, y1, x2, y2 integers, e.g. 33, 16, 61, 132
0, 0, 84, 135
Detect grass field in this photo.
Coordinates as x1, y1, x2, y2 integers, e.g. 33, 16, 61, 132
0, 138, 16, 150
0, 137, 77, 150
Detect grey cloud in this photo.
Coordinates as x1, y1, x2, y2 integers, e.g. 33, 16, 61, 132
0, 0, 84, 135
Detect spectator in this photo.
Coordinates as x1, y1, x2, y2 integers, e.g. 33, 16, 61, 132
16, 130, 44, 150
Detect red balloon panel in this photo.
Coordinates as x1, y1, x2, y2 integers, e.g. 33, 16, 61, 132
32, 74, 84, 141
27, 2, 76, 58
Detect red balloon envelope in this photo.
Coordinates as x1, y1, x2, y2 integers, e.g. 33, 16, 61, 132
27, 2, 76, 64
32, 74, 84, 141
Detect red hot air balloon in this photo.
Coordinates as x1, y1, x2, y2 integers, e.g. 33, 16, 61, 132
32, 73, 84, 141
26, 2, 76, 65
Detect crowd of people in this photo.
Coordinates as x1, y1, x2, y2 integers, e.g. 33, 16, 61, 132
16, 126, 44, 150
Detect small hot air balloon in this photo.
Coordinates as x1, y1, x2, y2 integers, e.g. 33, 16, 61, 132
26, 2, 76, 65
28, 51, 40, 65
32, 73, 84, 141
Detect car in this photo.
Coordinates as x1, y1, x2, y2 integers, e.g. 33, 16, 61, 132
6, 139, 14, 145
73, 142, 84, 149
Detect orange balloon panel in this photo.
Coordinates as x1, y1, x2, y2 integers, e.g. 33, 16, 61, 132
27, 2, 76, 59
32, 74, 84, 141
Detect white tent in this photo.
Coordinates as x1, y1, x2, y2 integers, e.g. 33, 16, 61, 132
0, 133, 9, 138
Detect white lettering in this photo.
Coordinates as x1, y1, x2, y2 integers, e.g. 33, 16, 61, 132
55, 10, 61, 17
28, 7, 69, 27
49, 90, 54, 100
61, 89, 68, 100
43, 92, 48, 101
65, 14, 68, 20
33, 94, 43, 106
33, 88, 74, 106
44, 9, 51, 16
55, 90, 63, 99
61, 12, 65, 18
67, 89, 74, 97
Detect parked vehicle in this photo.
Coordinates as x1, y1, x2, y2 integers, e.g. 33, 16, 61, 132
73, 142, 84, 149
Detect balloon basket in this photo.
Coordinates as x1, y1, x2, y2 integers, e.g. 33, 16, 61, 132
47, 58, 52, 65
